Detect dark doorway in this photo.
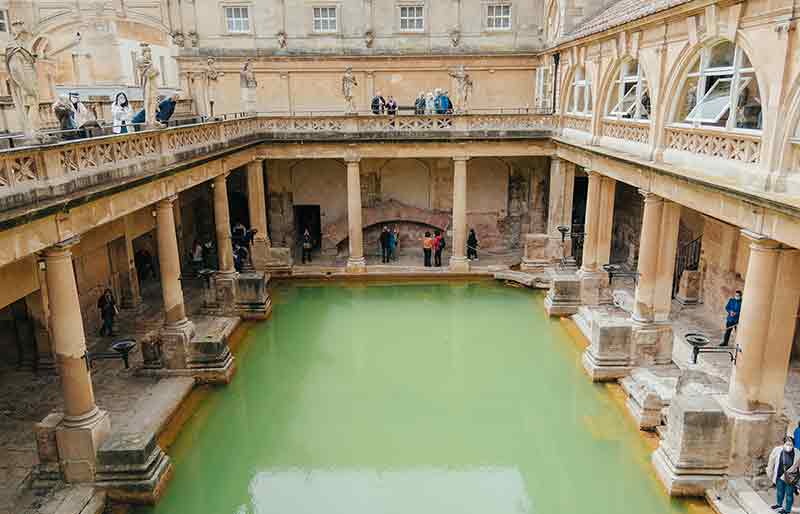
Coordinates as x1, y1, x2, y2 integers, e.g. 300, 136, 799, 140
294, 205, 322, 252
0, 298, 35, 369
571, 174, 589, 266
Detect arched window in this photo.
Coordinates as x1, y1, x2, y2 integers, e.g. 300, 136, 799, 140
568, 67, 592, 115
545, 1, 560, 43
606, 59, 650, 120
674, 40, 762, 130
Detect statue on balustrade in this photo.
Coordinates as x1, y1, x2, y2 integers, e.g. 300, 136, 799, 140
205, 56, 224, 117
449, 65, 473, 113
342, 66, 358, 114
136, 43, 161, 127
5, 20, 41, 138
240, 59, 258, 113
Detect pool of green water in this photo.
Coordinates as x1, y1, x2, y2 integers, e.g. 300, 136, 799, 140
138, 281, 704, 514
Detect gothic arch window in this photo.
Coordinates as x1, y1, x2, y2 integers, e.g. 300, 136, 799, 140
605, 59, 650, 121
674, 40, 762, 130
545, 0, 560, 43
568, 66, 592, 115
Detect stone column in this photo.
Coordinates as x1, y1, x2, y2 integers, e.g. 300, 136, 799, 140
26, 280, 56, 373
345, 157, 367, 272
579, 171, 615, 305
246, 159, 272, 271
120, 216, 142, 309
213, 173, 236, 276
155, 195, 196, 370
450, 156, 470, 272
545, 157, 575, 262
43, 237, 110, 482
728, 233, 800, 414
631, 193, 680, 366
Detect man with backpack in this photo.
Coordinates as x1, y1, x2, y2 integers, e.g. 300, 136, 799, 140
433, 229, 445, 267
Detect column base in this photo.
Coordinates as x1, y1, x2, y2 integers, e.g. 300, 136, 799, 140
155, 319, 196, 371
719, 396, 786, 479
675, 270, 702, 306
264, 247, 293, 275
449, 256, 470, 273
652, 445, 726, 497
620, 370, 669, 431
55, 408, 112, 483
545, 235, 570, 263
96, 431, 173, 505
577, 268, 612, 306
630, 320, 674, 366
346, 257, 367, 273
581, 315, 634, 382
543, 272, 581, 317
235, 271, 272, 320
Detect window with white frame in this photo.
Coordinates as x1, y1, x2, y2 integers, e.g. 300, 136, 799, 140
224, 6, 251, 34
0, 11, 8, 33
313, 6, 337, 33
606, 59, 650, 120
399, 5, 425, 32
674, 40, 762, 130
536, 67, 552, 110
487, 4, 512, 30
568, 66, 592, 115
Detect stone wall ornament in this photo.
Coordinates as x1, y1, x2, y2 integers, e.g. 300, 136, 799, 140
171, 31, 186, 47
240, 59, 258, 113
5, 20, 41, 139
342, 66, 358, 114
187, 30, 199, 47
204, 56, 224, 116
136, 42, 160, 128
449, 27, 461, 47
276, 31, 288, 49
449, 64, 473, 113
364, 29, 375, 48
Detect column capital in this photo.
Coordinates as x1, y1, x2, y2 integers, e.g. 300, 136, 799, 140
638, 190, 663, 203
741, 230, 782, 251
344, 155, 361, 164
157, 194, 179, 210
452, 155, 470, 162
212, 172, 229, 185
43, 236, 80, 258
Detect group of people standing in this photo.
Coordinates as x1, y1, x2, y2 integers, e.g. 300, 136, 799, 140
370, 89, 453, 115
379, 226, 401, 263
420, 228, 478, 267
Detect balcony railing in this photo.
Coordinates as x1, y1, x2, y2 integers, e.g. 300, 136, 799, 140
0, 110, 555, 215
665, 126, 761, 164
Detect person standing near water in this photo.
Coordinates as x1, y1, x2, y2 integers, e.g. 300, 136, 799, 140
768, 436, 800, 513
391, 226, 400, 261
467, 228, 479, 260
721, 290, 742, 346
422, 231, 433, 267
301, 229, 313, 264
380, 226, 391, 263
433, 230, 444, 267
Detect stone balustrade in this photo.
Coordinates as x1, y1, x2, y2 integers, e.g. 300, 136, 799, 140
601, 118, 650, 144
0, 113, 554, 214
665, 125, 761, 164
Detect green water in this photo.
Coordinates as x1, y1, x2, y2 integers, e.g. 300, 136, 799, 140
139, 282, 701, 514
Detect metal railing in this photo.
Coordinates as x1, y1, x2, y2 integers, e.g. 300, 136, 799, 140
673, 234, 702, 297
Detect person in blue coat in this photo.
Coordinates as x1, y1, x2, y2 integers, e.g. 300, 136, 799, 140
156, 93, 179, 123
721, 290, 742, 346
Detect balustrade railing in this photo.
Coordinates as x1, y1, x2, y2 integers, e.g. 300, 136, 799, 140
601, 118, 650, 144
665, 126, 761, 164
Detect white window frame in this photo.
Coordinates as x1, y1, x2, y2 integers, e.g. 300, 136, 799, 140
535, 66, 551, 109
0, 10, 8, 33
312, 6, 338, 34
398, 4, 425, 33
568, 66, 592, 116
223, 5, 251, 34
486, 3, 512, 31
672, 41, 761, 132
606, 60, 650, 121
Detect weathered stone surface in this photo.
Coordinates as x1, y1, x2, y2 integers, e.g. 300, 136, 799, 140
544, 272, 581, 316
35, 413, 63, 465
236, 271, 272, 319
675, 269, 702, 305
620, 367, 679, 430
95, 431, 172, 504
582, 317, 633, 381
521, 233, 549, 272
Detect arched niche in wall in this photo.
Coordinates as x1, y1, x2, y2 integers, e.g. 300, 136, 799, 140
545, 0, 561, 44
379, 158, 431, 210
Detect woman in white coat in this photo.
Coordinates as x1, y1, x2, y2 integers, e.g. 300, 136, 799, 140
767, 436, 800, 513
111, 91, 133, 134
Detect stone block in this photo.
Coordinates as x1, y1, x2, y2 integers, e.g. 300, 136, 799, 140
631, 321, 674, 366
720, 397, 786, 479
236, 271, 272, 319
36, 412, 63, 464
521, 233, 549, 272
582, 318, 633, 381
621, 374, 664, 431
158, 319, 196, 371
96, 431, 173, 504
578, 270, 611, 306
544, 272, 581, 316
55, 410, 112, 483
654, 394, 731, 496
544, 235, 570, 262
675, 270, 702, 306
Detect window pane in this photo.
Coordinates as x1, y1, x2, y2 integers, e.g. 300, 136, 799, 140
709, 41, 734, 68
689, 78, 732, 122
586, 86, 593, 113
735, 75, 762, 129
677, 76, 699, 121
575, 86, 584, 113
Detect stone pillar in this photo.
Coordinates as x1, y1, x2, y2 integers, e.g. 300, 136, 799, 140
214, 173, 236, 276
345, 157, 367, 272
26, 281, 56, 373
578, 171, 615, 305
43, 237, 111, 482
120, 216, 142, 309
450, 156, 470, 272
545, 157, 575, 262
246, 159, 271, 271
630, 193, 680, 366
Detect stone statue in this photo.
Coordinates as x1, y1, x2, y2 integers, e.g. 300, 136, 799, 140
364, 30, 375, 48
205, 57, 224, 116
136, 43, 160, 127
449, 64, 474, 113
277, 31, 288, 49
341, 66, 358, 114
5, 21, 40, 138
240, 60, 257, 112
449, 28, 461, 48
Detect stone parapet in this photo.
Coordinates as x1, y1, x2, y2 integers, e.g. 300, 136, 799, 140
95, 431, 172, 504
581, 316, 633, 381
543, 271, 581, 316
521, 233, 550, 272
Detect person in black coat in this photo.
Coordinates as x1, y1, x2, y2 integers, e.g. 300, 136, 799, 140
97, 289, 118, 337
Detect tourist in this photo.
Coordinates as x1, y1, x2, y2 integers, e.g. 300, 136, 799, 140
794, 422, 800, 452
467, 228, 479, 260
111, 91, 133, 134
134, 248, 155, 282
387, 227, 397, 262
380, 226, 391, 263
434, 88, 445, 114
69, 91, 95, 129
52, 95, 78, 140
232, 221, 247, 246
97, 288, 118, 337
233, 244, 248, 272
202, 239, 215, 269
301, 228, 313, 264
191, 239, 204, 273
156, 92, 179, 124
371, 92, 386, 114
433, 229, 444, 267
425, 92, 436, 114
386, 96, 398, 116
414, 92, 426, 114
391, 225, 400, 261
768, 436, 800, 513
721, 290, 742, 346
422, 231, 434, 267
440, 90, 453, 114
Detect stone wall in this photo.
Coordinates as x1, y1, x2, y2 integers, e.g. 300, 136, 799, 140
610, 182, 643, 268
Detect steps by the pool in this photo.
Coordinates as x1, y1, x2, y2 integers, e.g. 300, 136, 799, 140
493, 270, 549, 288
